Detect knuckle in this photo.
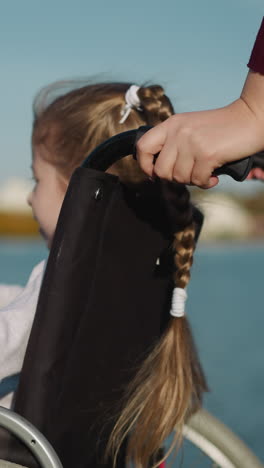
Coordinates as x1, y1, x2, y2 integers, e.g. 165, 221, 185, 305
172, 173, 190, 185
136, 137, 150, 155
154, 165, 173, 181
176, 178, 189, 185
178, 125, 193, 139
191, 176, 204, 187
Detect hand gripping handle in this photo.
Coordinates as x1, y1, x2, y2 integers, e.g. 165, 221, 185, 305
83, 125, 262, 182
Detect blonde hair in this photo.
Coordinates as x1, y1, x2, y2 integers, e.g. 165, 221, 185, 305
32, 81, 207, 467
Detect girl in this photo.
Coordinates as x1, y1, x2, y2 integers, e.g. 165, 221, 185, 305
1, 81, 207, 467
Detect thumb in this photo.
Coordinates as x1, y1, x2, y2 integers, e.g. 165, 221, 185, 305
205, 176, 219, 189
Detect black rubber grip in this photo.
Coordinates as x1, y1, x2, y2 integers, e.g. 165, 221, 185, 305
82, 126, 261, 182
213, 157, 252, 181
251, 151, 264, 170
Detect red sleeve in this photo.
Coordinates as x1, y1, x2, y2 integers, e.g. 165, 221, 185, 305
247, 18, 264, 74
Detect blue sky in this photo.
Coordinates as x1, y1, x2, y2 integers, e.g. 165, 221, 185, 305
1, 0, 263, 191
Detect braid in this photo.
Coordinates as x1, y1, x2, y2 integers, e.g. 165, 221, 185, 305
173, 224, 195, 288
162, 182, 195, 289
138, 85, 174, 124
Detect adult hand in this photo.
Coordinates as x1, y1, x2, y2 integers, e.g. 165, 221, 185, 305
137, 72, 264, 189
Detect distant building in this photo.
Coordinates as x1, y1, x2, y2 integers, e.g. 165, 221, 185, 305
194, 192, 254, 241
0, 178, 32, 213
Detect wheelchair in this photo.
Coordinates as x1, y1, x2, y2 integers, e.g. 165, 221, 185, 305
0, 404, 263, 468
1, 130, 263, 467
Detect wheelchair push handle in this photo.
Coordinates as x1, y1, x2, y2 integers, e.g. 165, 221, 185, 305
83, 125, 263, 182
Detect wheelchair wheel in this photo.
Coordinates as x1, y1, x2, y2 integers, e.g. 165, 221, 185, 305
174, 408, 264, 468
0, 406, 62, 468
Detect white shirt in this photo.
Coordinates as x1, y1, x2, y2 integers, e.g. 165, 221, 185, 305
0, 260, 46, 408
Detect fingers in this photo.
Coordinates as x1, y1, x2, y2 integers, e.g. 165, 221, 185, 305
154, 141, 194, 184
254, 168, 264, 180
153, 139, 179, 181
136, 124, 168, 177
137, 120, 195, 183
246, 169, 254, 180
205, 176, 219, 189
191, 159, 217, 188
136, 117, 220, 188
246, 168, 264, 180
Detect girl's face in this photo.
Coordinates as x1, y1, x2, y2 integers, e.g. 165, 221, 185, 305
27, 148, 67, 248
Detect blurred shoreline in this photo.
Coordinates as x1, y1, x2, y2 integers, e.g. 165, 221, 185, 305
1, 177, 264, 241
0, 212, 39, 237
191, 188, 264, 242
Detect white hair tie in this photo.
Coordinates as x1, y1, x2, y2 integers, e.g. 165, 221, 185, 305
119, 85, 142, 124
170, 287, 187, 318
